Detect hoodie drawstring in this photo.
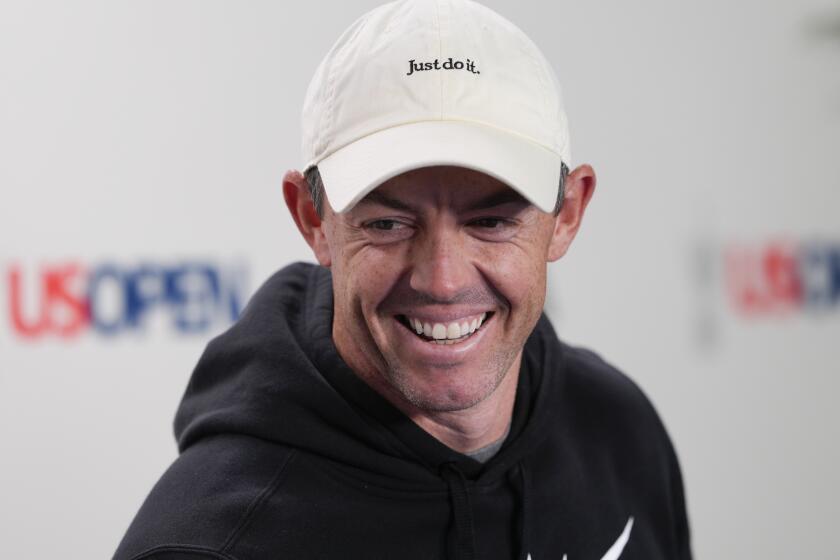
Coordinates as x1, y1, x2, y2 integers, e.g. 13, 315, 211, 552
509, 462, 531, 560
441, 462, 476, 560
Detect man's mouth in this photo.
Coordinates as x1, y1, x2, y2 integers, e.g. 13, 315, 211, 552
396, 312, 493, 345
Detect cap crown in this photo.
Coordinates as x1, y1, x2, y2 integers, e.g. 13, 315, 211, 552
301, 0, 570, 170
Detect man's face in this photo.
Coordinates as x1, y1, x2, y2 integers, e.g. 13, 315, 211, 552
319, 166, 561, 413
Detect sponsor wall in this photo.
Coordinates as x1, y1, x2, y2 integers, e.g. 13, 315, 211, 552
1, 0, 838, 558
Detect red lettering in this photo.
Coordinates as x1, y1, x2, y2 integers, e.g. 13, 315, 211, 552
763, 242, 801, 307
44, 263, 90, 337
8, 264, 49, 338
8, 263, 90, 339
725, 241, 801, 316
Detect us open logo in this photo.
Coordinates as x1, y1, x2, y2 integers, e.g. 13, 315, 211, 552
5, 259, 248, 339
723, 240, 840, 315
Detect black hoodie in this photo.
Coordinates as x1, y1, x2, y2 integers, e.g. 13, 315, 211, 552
113, 262, 692, 560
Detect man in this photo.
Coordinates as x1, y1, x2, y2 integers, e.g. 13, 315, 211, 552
114, 0, 692, 559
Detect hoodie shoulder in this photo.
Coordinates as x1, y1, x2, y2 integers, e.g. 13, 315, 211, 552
527, 316, 681, 462
558, 341, 668, 433
113, 435, 297, 560
238, 261, 323, 321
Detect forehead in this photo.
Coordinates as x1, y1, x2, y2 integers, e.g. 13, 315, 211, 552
354, 165, 530, 211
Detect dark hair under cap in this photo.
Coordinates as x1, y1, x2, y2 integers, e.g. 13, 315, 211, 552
304, 163, 569, 219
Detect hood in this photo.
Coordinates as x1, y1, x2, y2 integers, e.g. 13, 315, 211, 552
174, 261, 566, 483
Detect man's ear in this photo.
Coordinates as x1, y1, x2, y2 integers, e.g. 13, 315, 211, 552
547, 164, 596, 262
282, 169, 332, 267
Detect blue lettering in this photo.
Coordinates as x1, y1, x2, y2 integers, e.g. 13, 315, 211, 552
88, 265, 125, 335
124, 264, 164, 329
165, 264, 220, 333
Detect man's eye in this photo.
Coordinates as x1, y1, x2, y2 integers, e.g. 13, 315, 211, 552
368, 219, 402, 231
471, 217, 507, 229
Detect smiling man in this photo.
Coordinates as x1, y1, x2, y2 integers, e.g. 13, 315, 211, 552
114, 1, 692, 559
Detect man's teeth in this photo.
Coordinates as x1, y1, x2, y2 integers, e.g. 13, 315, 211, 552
408, 313, 487, 342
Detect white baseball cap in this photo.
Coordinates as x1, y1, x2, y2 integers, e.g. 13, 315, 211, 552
301, 0, 571, 214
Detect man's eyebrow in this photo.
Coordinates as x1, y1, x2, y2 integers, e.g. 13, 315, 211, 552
462, 188, 530, 212
356, 186, 530, 213
356, 190, 417, 213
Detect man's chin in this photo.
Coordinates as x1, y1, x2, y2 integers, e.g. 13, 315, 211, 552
386, 362, 505, 413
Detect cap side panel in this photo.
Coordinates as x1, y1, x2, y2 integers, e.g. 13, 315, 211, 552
302, 9, 376, 166
527, 43, 571, 165
322, 13, 376, 164
519, 33, 550, 133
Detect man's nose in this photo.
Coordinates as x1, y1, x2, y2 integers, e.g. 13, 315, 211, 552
409, 228, 473, 302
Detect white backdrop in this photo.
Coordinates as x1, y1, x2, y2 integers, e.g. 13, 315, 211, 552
1, 0, 839, 558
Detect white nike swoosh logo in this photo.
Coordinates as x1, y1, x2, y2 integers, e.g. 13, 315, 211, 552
527, 516, 634, 560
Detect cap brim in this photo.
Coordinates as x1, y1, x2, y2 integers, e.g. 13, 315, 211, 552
314, 120, 564, 214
